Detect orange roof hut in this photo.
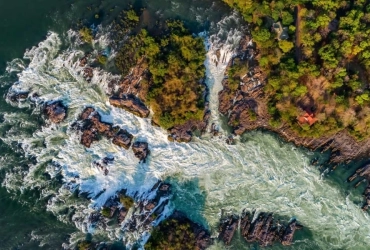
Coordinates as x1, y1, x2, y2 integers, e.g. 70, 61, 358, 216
298, 112, 317, 126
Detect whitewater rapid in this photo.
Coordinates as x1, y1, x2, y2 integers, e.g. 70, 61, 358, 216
1, 22, 370, 250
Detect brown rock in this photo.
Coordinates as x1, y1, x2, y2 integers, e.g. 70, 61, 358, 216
348, 164, 370, 211
112, 129, 133, 149
281, 220, 303, 246
75, 107, 133, 148
109, 95, 150, 118
144, 202, 156, 211
118, 208, 128, 224
83, 67, 94, 81
218, 215, 238, 245
8, 92, 29, 102
132, 141, 150, 162
43, 101, 67, 123
219, 211, 302, 247
168, 107, 210, 142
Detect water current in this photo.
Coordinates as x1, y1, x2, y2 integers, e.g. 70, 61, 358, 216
0, 1, 370, 250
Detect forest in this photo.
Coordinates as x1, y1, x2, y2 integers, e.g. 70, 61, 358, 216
113, 10, 206, 129
224, 0, 370, 140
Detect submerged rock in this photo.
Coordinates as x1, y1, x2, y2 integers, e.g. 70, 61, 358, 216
43, 101, 67, 123
219, 210, 302, 247
109, 95, 150, 118
132, 141, 150, 162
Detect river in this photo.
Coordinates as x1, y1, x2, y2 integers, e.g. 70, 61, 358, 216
0, 1, 369, 249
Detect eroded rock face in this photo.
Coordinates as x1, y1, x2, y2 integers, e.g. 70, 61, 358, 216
73, 107, 133, 148
109, 95, 150, 118
43, 101, 67, 123
219, 211, 302, 247
132, 141, 150, 162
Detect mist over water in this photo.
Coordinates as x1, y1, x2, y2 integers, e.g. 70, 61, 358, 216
0, 1, 370, 249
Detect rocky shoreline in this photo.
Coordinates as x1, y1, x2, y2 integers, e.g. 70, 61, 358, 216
218, 34, 370, 165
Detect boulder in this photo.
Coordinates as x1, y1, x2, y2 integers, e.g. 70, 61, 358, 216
132, 141, 150, 162
112, 129, 133, 149
109, 95, 150, 118
43, 101, 67, 123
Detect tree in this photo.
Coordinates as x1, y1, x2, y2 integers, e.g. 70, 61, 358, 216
278, 40, 294, 53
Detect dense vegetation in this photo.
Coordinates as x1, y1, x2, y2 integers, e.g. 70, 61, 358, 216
145, 218, 197, 250
114, 10, 206, 129
224, 0, 370, 140
119, 193, 134, 208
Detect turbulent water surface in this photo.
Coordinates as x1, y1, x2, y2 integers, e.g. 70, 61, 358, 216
1, 1, 370, 250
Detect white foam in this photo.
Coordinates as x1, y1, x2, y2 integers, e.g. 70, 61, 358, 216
203, 12, 244, 132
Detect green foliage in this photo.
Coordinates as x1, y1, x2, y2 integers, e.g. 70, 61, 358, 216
77, 241, 94, 250
145, 218, 196, 250
278, 40, 294, 53
126, 9, 139, 22
223, 0, 370, 140
113, 13, 206, 129
97, 55, 107, 65
79, 27, 93, 43
101, 207, 111, 218
252, 28, 271, 44
119, 194, 134, 208
355, 93, 370, 105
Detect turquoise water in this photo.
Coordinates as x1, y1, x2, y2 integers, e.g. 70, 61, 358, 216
0, 1, 369, 249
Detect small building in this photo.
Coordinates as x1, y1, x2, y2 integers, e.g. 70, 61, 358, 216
298, 112, 317, 126
272, 22, 289, 40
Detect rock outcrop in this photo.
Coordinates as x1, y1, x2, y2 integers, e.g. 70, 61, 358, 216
109, 95, 150, 118
218, 215, 238, 245
73, 107, 133, 149
132, 141, 150, 162
218, 211, 302, 247
43, 101, 67, 123
168, 108, 211, 143
348, 164, 370, 211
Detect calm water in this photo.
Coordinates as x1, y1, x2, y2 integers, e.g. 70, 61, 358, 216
0, 0, 369, 249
